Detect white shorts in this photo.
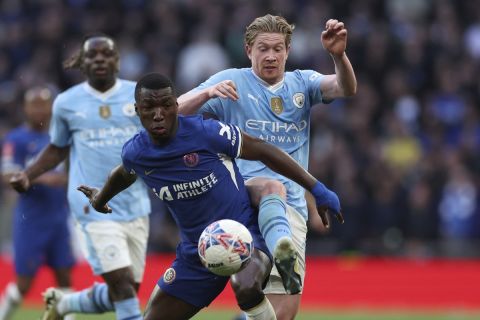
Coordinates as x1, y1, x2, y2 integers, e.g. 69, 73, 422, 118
75, 216, 149, 283
263, 205, 307, 295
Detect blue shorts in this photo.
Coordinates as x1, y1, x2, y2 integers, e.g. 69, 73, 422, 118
158, 220, 270, 308
13, 218, 75, 276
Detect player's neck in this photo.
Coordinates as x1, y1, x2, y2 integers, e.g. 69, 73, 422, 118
88, 78, 116, 93
27, 122, 48, 132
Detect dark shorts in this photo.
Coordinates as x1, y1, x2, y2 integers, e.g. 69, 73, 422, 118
158, 220, 270, 308
13, 218, 75, 276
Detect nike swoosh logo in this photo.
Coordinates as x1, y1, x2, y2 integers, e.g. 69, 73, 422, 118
145, 169, 155, 175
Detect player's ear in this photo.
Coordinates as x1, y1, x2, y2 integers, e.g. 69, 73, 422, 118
245, 44, 252, 59
134, 103, 138, 115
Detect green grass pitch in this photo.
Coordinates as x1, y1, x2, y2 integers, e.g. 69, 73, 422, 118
10, 307, 480, 320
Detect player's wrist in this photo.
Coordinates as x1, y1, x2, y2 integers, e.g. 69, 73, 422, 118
311, 181, 329, 201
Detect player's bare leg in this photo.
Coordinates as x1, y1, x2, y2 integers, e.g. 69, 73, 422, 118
231, 249, 276, 319
144, 285, 201, 320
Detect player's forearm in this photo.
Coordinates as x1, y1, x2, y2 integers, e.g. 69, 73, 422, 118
94, 165, 136, 206
331, 53, 357, 97
178, 89, 210, 115
24, 144, 68, 181
241, 135, 317, 190
32, 172, 68, 187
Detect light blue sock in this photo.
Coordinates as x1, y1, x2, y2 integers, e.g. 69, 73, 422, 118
114, 297, 143, 320
258, 194, 291, 255
58, 283, 113, 314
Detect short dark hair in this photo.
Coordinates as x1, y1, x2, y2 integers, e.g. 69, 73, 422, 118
135, 73, 174, 101
63, 32, 116, 70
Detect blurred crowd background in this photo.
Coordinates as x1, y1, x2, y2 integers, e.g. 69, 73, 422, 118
0, 0, 479, 258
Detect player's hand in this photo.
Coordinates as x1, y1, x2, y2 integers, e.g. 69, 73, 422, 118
208, 80, 239, 101
310, 181, 344, 228
77, 185, 112, 214
9, 171, 31, 193
321, 19, 347, 57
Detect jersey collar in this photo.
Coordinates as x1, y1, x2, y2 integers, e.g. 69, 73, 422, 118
250, 69, 284, 93
83, 79, 121, 102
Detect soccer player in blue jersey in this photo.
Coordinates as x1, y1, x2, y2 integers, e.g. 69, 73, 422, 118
9, 35, 150, 320
77, 72, 341, 320
0, 87, 75, 320
178, 14, 357, 319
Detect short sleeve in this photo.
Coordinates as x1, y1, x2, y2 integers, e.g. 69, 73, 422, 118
298, 70, 326, 105
203, 119, 242, 159
121, 138, 137, 175
188, 70, 235, 119
49, 97, 71, 147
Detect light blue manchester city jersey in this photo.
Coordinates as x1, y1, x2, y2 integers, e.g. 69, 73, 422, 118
50, 79, 150, 223
194, 68, 325, 220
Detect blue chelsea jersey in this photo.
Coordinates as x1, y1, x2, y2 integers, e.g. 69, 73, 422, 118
1, 126, 68, 224
122, 115, 254, 249
49, 79, 150, 223
193, 68, 325, 219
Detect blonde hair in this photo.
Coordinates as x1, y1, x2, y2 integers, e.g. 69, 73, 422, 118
244, 14, 294, 47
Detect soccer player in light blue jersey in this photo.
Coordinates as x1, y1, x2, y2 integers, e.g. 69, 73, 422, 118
178, 14, 356, 319
78, 73, 340, 320
0, 87, 75, 320
9, 35, 150, 320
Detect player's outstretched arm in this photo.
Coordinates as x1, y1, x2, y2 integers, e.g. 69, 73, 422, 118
9, 144, 69, 193
240, 132, 344, 227
77, 164, 137, 213
178, 80, 238, 115
319, 19, 357, 100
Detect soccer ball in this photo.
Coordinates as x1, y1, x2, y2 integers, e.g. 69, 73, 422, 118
198, 219, 253, 276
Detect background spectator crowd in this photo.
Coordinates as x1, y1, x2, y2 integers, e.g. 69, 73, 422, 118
0, 0, 479, 258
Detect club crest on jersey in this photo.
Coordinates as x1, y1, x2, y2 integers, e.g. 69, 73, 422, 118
163, 268, 176, 284
99, 105, 111, 119
122, 103, 136, 117
270, 97, 283, 115
184, 153, 199, 167
293, 93, 305, 109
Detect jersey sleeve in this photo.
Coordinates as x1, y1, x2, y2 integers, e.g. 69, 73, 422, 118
1, 134, 23, 174
49, 96, 71, 147
203, 119, 242, 159
189, 70, 235, 119
299, 70, 327, 105
121, 138, 137, 175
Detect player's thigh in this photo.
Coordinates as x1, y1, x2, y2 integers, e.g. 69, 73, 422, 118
264, 206, 307, 295
245, 177, 286, 206
144, 284, 201, 320
74, 220, 134, 277
266, 293, 301, 320
122, 216, 149, 283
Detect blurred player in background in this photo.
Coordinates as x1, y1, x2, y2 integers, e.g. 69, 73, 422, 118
0, 87, 75, 320
178, 14, 356, 319
78, 72, 341, 320
9, 35, 150, 320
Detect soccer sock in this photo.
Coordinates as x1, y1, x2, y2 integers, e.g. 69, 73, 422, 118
258, 194, 291, 256
59, 287, 75, 320
244, 297, 276, 320
57, 283, 113, 315
113, 297, 143, 320
0, 282, 22, 320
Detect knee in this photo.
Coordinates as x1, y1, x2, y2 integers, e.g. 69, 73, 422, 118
231, 277, 264, 310
246, 178, 286, 206
106, 274, 137, 300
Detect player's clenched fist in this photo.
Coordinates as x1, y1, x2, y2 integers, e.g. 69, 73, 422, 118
9, 172, 30, 193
